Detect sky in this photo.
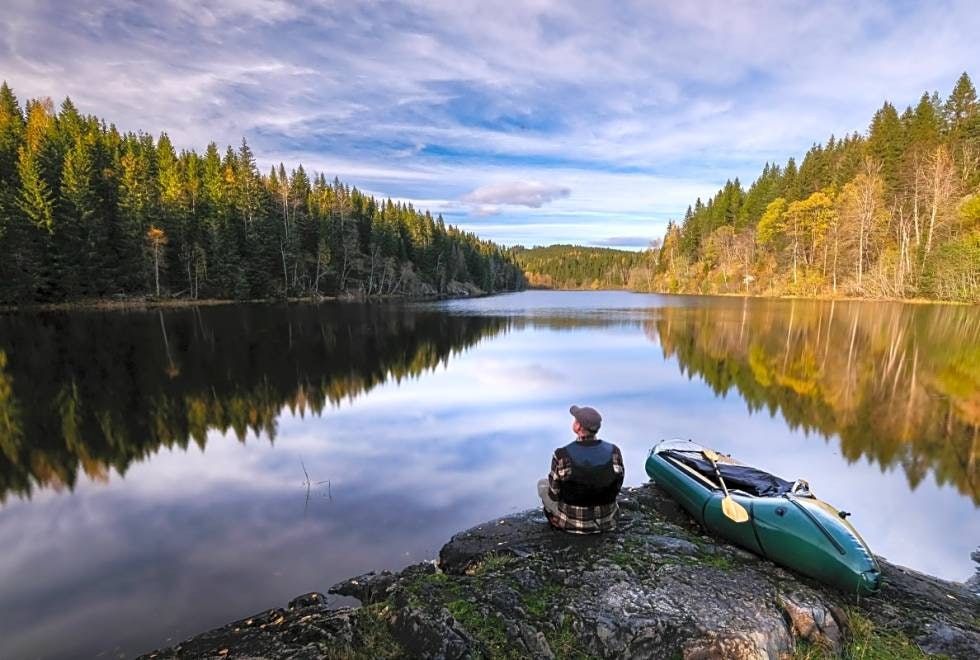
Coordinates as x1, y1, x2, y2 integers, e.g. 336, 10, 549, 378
2, 1, 979, 249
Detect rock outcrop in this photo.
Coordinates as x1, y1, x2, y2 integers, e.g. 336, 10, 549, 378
141, 485, 980, 659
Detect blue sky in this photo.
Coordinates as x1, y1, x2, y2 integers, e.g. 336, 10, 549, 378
2, 1, 979, 249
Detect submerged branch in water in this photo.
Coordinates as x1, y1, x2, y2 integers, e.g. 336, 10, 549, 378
301, 460, 333, 516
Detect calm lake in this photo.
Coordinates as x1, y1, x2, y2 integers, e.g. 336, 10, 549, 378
0, 291, 977, 659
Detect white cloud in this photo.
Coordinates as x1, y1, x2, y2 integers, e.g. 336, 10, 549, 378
461, 180, 571, 209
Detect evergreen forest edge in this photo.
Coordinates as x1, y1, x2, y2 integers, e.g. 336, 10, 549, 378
2, 73, 980, 305
0, 83, 524, 306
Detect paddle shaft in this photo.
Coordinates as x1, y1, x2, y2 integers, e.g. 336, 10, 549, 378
702, 450, 750, 523
702, 450, 732, 495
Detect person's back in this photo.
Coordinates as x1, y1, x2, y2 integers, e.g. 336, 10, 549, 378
538, 405, 624, 534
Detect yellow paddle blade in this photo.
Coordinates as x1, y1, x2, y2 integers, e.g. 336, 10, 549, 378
721, 495, 750, 523
702, 449, 722, 462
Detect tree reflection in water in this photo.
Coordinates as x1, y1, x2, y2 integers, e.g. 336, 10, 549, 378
649, 299, 979, 504
0, 297, 976, 506
0, 303, 510, 501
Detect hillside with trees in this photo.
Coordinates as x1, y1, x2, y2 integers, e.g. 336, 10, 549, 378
641, 73, 980, 302
512, 244, 647, 289
0, 83, 524, 306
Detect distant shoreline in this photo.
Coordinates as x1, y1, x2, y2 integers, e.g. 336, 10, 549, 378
1, 287, 969, 313
522, 285, 971, 306
0, 290, 493, 314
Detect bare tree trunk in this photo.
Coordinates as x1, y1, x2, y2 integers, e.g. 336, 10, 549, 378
314, 250, 322, 298
435, 251, 444, 293
912, 162, 921, 247
391, 267, 406, 295
792, 227, 799, 285
280, 241, 288, 295
339, 249, 350, 292
926, 170, 939, 257
858, 208, 865, 289
924, 146, 956, 257
743, 252, 750, 294
154, 246, 161, 297
377, 260, 388, 296
832, 224, 839, 293
821, 239, 828, 279
368, 246, 379, 295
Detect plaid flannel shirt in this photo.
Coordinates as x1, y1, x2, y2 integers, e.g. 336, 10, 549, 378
547, 437, 625, 534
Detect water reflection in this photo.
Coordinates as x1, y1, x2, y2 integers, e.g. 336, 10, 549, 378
0, 293, 976, 659
0, 304, 509, 502
649, 299, 979, 504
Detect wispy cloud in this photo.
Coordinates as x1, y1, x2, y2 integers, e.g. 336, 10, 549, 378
461, 181, 571, 211
2, 0, 978, 247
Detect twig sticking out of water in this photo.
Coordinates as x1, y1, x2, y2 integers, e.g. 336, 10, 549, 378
301, 460, 332, 516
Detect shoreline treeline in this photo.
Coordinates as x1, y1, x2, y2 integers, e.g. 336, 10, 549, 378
641, 73, 980, 302
511, 244, 646, 289
0, 83, 525, 305
510, 75, 980, 303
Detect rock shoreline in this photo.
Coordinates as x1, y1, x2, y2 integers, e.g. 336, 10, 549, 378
141, 485, 980, 659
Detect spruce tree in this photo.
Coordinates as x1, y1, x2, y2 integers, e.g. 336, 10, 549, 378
867, 102, 905, 195
58, 137, 98, 296
944, 72, 977, 130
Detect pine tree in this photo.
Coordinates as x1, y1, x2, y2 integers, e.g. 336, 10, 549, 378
58, 136, 98, 296
868, 102, 906, 196
0, 83, 34, 302
157, 133, 186, 294
944, 72, 977, 131
0, 83, 23, 180
780, 158, 800, 202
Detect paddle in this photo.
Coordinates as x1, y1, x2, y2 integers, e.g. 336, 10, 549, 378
701, 450, 750, 523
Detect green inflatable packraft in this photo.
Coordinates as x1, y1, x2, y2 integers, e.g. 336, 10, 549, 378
645, 439, 881, 595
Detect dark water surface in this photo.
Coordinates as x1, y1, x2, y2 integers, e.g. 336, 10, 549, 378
0, 291, 977, 658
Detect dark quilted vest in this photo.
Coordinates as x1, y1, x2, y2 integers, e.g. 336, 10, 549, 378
557, 439, 619, 506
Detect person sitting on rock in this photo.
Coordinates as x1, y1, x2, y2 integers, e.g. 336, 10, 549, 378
537, 405, 625, 534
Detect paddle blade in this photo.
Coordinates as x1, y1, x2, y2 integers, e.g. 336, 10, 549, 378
721, 495, 750, 523
701, 449, 721, 462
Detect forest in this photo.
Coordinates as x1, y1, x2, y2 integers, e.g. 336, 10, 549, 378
511, 244, 646, 289
0, 83, 525, 305
3, 74, 978, 305
643, 73, 980, 302
517, 74, 980, 302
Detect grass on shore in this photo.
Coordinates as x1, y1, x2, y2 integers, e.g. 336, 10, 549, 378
792, 609, 930, 660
